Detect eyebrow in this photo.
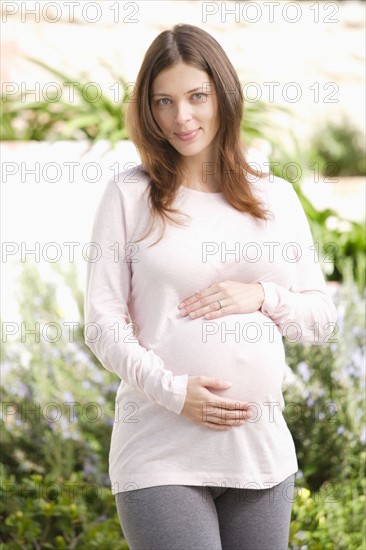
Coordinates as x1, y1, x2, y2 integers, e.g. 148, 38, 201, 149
151, 87, 205, 98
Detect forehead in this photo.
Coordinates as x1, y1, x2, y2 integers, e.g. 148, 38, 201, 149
151, 62, 213, 92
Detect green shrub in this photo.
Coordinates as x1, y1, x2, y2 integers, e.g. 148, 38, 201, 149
1, 260, 128, 546
289, 473, 366, 550
284, 261, 365, 549
306, 117, 366, 177
0, 464, 127, 549
284, 259, 365, 488
1, 58, 130, 146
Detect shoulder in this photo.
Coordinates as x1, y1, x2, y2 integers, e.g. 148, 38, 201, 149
249, 172, 299, 205
99, 163, 151, 222
248, 173, 307, 228
96, 164, 152, 241
249, 172, 293, 193
106, 163, 151, 201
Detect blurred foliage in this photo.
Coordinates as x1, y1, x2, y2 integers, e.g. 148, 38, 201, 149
289, 473, 365, 550
0, 464, 128, 549
1, 259, 365, 548
306, 117, 366, 177
1, 260, 126, 547
240, 99, 294, 146
1, 58, 130, 147
283, 258, 366, 549
283, 258, 365, 488
292, 183, 365, 295
267, 132, 365, 295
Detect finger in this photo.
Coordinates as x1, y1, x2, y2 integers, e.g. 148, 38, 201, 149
202, 407, 251, 424
203, 301, 230, 319
180, 287, 221, 310
205, 411, 251, 424
183, 297, 224, 317
184, 302, 222, 319
179, 290, 205, 309
178, 290, 203, 309
210, 398, 251, 410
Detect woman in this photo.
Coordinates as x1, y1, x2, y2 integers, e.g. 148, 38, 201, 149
84, 24, 338, 550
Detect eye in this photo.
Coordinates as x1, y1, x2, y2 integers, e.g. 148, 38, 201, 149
192, 93, 207, 101
157, 98, 171, 106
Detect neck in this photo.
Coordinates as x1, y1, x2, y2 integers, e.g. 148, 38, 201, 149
180, 141, 221, 192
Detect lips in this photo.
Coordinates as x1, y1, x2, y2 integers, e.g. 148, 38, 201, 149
174, 128, 201, 141
175, 129, 200, 136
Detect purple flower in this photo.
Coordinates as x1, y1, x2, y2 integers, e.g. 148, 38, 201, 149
351, 349, 365, 372
91, 370, 104, 383
298, 362, 311, 382
0, 360, 12, 379
13, 382, 29, 398
83, 461, 98, 476
62, 391, 75, 403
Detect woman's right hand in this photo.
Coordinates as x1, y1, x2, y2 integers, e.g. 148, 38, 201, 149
180, 376, 253, 430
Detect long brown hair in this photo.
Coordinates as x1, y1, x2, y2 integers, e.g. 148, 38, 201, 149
125, 23, 272, 247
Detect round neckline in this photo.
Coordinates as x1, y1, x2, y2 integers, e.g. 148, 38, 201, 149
179, 185, 224, 195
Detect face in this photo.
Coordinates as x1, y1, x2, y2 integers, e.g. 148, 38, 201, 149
150, 62, 220, 162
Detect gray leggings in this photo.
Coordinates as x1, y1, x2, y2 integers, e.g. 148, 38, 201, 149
115, 473, 295, 550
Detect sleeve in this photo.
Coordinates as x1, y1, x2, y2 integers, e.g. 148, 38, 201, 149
257, 181, 338, 345
83, 177, 188, 414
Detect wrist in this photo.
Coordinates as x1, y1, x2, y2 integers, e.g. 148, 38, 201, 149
257, 283, 265, 310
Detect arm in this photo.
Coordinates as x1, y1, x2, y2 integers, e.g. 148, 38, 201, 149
83, 177, 188, 414
258, 182, 338, 344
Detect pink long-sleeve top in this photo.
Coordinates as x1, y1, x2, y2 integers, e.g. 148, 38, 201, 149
84, 163, 338, 495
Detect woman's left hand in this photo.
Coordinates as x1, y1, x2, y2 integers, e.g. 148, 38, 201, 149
178, 281, 265, 320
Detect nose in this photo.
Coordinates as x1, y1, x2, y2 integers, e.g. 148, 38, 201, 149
174, 101, 192, 125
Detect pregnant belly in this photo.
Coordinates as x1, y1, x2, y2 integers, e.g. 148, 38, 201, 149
150, 310, 286, 403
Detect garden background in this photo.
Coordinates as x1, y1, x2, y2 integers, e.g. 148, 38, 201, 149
1, 0, 365, 548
